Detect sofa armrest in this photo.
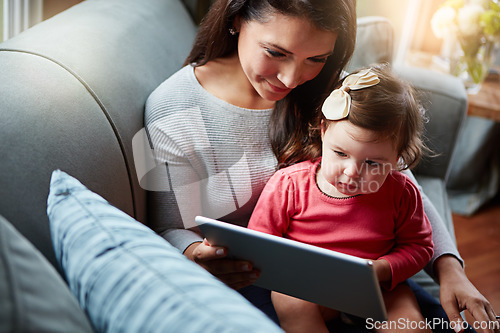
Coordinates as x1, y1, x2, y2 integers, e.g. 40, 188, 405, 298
0, 0, 197, 268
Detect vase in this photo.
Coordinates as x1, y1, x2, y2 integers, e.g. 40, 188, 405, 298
448, 36, 499, 94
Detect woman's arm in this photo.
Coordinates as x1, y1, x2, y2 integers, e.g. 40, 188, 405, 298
435, 255, 499, 333
144, 71, 260, 289
143, 123, 205, 252
144, 130, 260, 290
401, 169, 463, 277
403, 170, 498, 333
145, 156, 260, 290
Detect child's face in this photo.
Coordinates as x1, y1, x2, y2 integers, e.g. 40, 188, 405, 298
318, 120, 399, 197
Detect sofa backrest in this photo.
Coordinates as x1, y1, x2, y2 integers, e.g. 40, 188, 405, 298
0, 0, 197, 268
349, 16, 467, 182
348, 16, 394, 73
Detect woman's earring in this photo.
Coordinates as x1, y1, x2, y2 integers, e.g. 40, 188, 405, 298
229, 27, 238, 35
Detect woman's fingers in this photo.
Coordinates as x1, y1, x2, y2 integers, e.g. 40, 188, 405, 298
218, 269, 261, 290
192, 238, 227, 262
191, 239, 261, 289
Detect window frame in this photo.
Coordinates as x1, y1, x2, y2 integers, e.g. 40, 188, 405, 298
2, 0, 42, 42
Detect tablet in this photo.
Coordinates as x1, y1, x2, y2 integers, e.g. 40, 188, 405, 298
195, 216, 387, 321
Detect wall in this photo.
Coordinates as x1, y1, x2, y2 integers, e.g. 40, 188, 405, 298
357, 0, 446, 61
43, 0, 83, 20
357, 0, 409, 54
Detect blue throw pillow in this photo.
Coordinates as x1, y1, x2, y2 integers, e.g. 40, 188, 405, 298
47, 170, 283, 333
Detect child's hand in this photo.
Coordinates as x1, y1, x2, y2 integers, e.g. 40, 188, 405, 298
372, 258, 391, 284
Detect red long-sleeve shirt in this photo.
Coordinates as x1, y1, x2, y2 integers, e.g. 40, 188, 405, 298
248, 159, 433, 290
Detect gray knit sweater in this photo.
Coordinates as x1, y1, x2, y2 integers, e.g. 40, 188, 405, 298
145, 65, 276, 252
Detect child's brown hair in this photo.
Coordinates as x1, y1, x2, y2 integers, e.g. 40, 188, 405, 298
307, 64, 427, 171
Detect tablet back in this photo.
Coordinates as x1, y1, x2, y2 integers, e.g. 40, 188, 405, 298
196, 216, 387, 321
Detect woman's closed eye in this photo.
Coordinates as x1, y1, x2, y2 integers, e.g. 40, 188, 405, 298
308, 56, 328, 64
265, 48, 286, 58
265, 47, 329, 64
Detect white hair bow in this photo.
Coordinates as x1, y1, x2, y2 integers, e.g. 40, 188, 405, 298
322, 68, 380, 120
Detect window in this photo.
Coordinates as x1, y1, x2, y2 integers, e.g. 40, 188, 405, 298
1, 0, 43, 42
1, 0, 4, 42
357, 0, 445, 65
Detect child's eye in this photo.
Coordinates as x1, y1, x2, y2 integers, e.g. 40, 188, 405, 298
334, 151, 347, 157
265, 48, 285, 58
365, 160, 379, 166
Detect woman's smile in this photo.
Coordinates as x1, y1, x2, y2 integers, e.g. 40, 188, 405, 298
267, 80, 290, 94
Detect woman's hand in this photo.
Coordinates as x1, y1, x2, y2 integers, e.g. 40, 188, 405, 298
184, 238, 260, 290
436, 255, 499, 333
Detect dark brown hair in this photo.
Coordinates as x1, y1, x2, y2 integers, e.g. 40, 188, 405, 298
308, 64, 427, 170
185, 0, 357, 169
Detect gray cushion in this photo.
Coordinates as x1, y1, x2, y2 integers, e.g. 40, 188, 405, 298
0, 214, 93, 332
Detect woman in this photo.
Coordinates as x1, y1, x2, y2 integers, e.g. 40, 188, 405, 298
145, 0, 497, 332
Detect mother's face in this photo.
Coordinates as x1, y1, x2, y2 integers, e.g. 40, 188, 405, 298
236, 13, 338, 102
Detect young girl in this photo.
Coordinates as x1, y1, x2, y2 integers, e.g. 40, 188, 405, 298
248, 65, 434, 333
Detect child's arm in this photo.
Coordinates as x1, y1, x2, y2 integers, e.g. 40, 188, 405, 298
247, 169, 294, 236
377, 177, 434, 290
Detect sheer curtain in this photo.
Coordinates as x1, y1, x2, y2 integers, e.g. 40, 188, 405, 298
2, 0, 42, 41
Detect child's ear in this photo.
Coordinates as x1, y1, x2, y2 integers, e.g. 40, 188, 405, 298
395, 156, 404, 170
321, 120, 326, 140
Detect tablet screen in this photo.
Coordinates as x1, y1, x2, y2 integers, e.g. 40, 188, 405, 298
196, 216, 387, 321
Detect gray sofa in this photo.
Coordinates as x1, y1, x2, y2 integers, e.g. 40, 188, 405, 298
0, 0, 467, 330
